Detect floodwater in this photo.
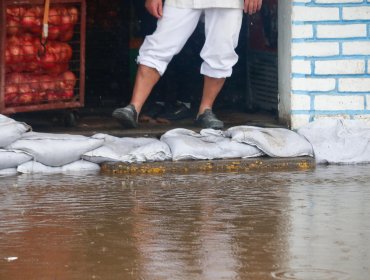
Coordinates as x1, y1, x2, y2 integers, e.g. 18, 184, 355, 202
0, 166, 369, 280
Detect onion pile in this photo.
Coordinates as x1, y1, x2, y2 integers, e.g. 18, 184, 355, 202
6, 6, 78, 41
4, 4, 79, 107
6, 35, 73, 74
5, 71, 77, 106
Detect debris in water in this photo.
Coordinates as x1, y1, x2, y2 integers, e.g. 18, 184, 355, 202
4, 257, 18, 262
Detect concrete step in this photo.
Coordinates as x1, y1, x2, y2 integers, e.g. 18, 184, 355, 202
101, 157, 315, 175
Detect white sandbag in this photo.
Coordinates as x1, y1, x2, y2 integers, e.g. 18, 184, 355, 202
298, 119, 370, 164
0, 168, 18, 176
17, 160, 100, 174
225, 126, 313, 158
7, 132, 104, 167
0, 114, 31, 148
160, 128, 263, 161
0, 149, 32, 170
83, 134, 172, 163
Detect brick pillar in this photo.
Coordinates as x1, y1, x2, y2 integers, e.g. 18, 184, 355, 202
289, 1, 370, 129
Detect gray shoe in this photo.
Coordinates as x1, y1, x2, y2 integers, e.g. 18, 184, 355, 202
195, 109, 224, 129
112, 104, 138, 128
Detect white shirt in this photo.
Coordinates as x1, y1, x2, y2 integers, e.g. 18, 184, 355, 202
165, 0, 244, 9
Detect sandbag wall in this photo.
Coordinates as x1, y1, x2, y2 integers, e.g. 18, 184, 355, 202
3, 112, 370, 175
0, 113, 174, 174
0, 114, 102, 174
0, 0, 86, 114
0, 113, 315, 175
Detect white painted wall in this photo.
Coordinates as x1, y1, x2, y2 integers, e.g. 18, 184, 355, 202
278, 0, 292, 126
283, 0, 370, 129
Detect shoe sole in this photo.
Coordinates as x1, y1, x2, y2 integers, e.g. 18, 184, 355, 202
194, 120, 224, 130
212, 125, 224, 130
209, 123, 224, 130
112, 110, 138, 128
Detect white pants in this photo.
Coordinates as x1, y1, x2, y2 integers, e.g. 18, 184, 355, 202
137, 5, 243, 78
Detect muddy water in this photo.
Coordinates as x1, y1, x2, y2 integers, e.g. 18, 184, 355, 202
0, 166, 369, 280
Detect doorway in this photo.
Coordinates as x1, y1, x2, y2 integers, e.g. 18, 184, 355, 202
81, 0, 283, 133
246, 0, 278, 113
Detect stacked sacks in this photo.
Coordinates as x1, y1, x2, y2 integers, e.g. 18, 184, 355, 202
8, 132, 104, 166
0, 115, 31, 174
7, 132, 103, 174
83, 134, 172, 164
0, 166, 19, 175
0, 115, 173, 174
0, 114, 30, 147
9, 114, 370, 173
0, 114, 103, 174
160, 127, 313, 161
17, 161, 100, 174
225, 126, 314, 158
298, 119, 370, 164
1, 112, 317, 175
160, 128, 263, 161
0, 149, 32, 170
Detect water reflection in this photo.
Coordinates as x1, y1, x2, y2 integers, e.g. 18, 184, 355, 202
287, 166, 370, 280
0, 166, 369, 279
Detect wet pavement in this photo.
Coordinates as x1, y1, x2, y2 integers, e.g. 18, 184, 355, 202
12, 109, 280, 138
0, 165, 369, 280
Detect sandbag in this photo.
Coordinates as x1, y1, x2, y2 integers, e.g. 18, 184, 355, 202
83, 134, 172, 164
225, 126, 313, 158
0, 149, 32, 170
0, 114, 31, 148
160, 128, 263, 161
17, 160, 100, 174
7, 132, 104, 167
0, 168, 18, 176
298, 119, 370, 164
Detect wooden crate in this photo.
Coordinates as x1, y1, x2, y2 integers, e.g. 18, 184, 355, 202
0, 0, 86, 115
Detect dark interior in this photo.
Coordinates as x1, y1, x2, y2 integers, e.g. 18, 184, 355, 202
84, 0, 278, 122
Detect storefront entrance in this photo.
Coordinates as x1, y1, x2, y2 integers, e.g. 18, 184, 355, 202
83, 0, 281, 129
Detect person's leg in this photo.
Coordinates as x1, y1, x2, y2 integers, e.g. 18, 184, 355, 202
198, 76, 226, 116
113, 6, 202, 127
195, 8, 243, 128
130, 65, 161, 114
